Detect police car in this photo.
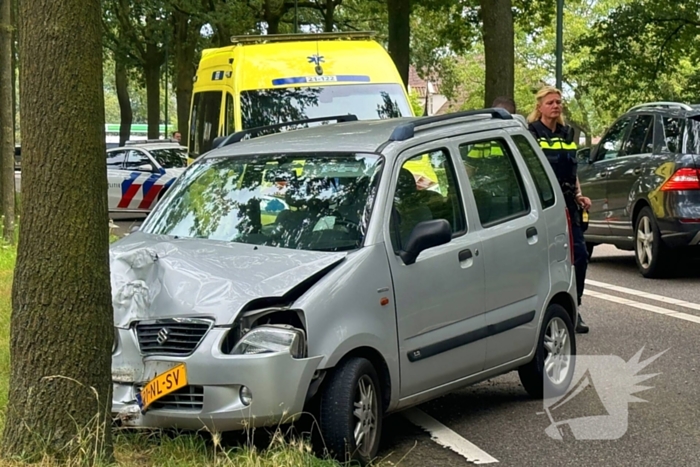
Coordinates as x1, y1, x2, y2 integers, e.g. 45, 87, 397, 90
106, 140, 188, 213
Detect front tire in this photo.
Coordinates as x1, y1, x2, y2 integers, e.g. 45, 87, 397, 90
518, 304, 576, 399
634, 207, 671, 278
319, 357, 382, 466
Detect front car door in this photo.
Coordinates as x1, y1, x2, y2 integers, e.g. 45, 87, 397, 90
386, 145, 486, 398
605, 114, 655, 238
456, 132, 549, 367
118, 150, 160, 211
578, 116, 633, 237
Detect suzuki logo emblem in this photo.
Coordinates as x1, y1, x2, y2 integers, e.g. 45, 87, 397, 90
156, 328, 170, 345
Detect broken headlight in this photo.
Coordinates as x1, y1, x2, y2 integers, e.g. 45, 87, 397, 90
231, 325, 305, 358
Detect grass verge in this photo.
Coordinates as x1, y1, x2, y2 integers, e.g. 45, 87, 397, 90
0, 243, 364, 466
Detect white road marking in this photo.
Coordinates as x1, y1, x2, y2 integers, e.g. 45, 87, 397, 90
403, 408, 499, 464
584, 289, 700, 324
586, 279, 700, 312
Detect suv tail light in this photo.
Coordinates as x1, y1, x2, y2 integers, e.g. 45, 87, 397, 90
565, 208, 574, 264
660, 168, 700, 191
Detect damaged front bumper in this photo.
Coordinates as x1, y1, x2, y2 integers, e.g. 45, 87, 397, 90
112, 327, 323, 432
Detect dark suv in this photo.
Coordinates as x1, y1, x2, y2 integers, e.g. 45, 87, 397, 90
578, 102, 700, 277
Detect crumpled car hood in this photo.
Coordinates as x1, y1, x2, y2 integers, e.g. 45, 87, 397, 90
110, 232, 347, 328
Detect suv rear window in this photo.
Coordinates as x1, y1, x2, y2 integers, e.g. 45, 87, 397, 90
189, 91, 222, 158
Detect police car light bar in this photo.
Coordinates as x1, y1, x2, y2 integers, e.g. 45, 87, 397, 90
230, 31, 376, 44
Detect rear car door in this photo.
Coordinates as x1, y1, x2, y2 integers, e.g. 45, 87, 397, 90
387, 145, 486, 397
456, 132, 549, 367
605, 114, 654, 237
578, 116, 633, 236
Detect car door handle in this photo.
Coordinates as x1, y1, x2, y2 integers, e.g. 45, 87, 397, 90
526, 227, 538, 239
633, 167, 642, 175
458, 249, 472, 261
598, 171, 608, 178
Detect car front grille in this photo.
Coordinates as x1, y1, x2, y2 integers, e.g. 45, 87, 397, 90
149, 385, 204, 411
135, 318, 213, 356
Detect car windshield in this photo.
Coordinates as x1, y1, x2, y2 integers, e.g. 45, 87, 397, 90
149, 148, 188, 168
240, 84, 411, 129
142, 153, 383, 252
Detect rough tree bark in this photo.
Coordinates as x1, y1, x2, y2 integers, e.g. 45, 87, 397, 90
144, 41, 161, 140
115, 55, 132, 146
1, 0, 113, 461
388, 0, 410, 88
480, 0, 514, 107
173, 9, 200, 141
1, 0, 16, 243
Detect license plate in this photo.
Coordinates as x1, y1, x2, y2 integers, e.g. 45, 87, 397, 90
136, 363, 187, 411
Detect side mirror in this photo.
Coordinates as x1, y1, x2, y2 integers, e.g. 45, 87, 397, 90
400, 219, 452, 265
137, 163, 155, 172
129, 224, 140, 233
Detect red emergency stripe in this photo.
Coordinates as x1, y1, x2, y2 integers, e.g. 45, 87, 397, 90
138, 184, 163, 210
118, 184, 142, 209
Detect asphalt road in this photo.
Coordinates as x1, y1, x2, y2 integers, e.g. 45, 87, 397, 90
110, 219, 700, 465
378, 245, 700, 466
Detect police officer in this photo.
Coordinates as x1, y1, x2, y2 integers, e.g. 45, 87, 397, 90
527, 86, 590, 334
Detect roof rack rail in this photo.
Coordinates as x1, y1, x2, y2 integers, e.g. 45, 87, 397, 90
388, 108, 513, 142
627, 101, 693, 112
213, 114, 359, 149
125, 138, 180, 145
230, 31, 376, 45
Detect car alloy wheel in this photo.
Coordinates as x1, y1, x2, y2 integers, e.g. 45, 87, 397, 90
353, 375, 379, 458
543, 317, 572, 385
636, 215, 654, 270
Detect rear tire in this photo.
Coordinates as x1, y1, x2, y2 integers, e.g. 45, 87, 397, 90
319, 358, 382, 466
518, 304, 576, 399
634, 207, 671, 278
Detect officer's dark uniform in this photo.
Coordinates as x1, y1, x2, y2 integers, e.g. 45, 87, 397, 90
528, 120, 589, 333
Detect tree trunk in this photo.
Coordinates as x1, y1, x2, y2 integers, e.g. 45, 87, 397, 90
324, 0, 336, 32
144, 45, 161, 140
264, 0, 286, 34
480, 0, 514, 107
115, 54, 132, 146
388, 0, 410, 87
1, 0, 113, 462
173, 10, 199, 142
0, 0, 15, 243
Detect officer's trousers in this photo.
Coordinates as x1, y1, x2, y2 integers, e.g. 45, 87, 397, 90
569, 208, 588, 306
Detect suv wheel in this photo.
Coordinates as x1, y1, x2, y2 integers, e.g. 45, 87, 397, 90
634, 207, 670, 278
518, 304, 576, 399
319, 357, 382, 465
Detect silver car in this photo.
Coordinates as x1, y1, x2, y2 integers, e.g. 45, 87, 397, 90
110, 110, 578, 465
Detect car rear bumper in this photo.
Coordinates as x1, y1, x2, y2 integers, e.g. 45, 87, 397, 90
658, 219, 700, 248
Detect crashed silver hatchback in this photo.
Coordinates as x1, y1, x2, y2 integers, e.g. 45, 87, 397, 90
111, 109, 579, 465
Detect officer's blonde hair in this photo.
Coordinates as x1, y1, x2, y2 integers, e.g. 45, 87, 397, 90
527, 86, 566, 125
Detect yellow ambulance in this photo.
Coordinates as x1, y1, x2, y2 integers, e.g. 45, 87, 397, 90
187, 32, 414, 164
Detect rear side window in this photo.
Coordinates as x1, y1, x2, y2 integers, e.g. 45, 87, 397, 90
189, 91, 222, 158
661, 117, 684, 153
624, 115, 654, 155
458, 139, 530, 226
512, 135, 555, 209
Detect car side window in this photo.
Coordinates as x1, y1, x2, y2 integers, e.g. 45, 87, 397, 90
124, 150, 152, 171
106, 150, 126, 168
661, 117, 684, 153
458, 139, 530, 226
390, 149, 465, 252
512, 135, 555, 209
623, 115, 654, 156
597, 117, 631, 160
